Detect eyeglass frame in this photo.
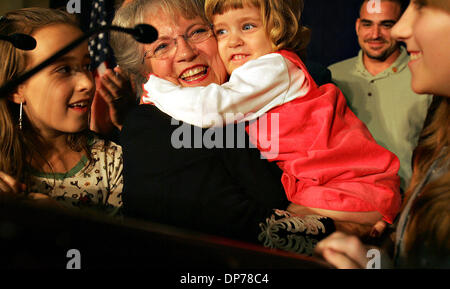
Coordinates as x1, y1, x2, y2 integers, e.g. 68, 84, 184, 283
141, 24, 214, 63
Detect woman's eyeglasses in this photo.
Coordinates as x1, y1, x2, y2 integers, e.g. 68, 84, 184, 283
142, 24, 213, 63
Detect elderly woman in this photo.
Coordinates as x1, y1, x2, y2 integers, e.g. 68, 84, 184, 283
101, 0, 405, 253
102, 0, 408, 254
315, 0, 450, 268
103, 0, 338, 250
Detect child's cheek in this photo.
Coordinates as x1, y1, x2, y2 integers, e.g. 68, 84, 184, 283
217, 41, 229, 67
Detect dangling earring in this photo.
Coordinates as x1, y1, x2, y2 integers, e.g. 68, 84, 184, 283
88, 108, 92, 130
19, 102, 23, 130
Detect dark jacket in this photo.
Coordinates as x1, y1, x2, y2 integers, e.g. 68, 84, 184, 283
120, 105, 288, 243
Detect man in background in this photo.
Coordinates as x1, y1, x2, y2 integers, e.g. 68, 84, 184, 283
329, 0, 432, 191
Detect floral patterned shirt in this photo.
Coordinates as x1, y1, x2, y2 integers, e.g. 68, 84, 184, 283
28, 136, 123, 216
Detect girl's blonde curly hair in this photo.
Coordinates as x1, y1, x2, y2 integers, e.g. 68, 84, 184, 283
205, 0, 310, 55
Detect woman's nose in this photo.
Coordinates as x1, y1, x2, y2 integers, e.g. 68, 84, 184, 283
173, 36, 198, 63
391, 3, 414, 42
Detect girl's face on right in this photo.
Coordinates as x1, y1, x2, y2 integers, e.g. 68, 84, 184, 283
14, 24, 94, 137
212, 5, 274, 74
391, 1, 450, 97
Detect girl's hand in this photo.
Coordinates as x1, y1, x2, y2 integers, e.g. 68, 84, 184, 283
0, 171, 62, 209
0, 171, 26, 195
25, 192, 65, 209
314, 232, 372, 269
98, 66, 136, 130
27, 193, 51, 200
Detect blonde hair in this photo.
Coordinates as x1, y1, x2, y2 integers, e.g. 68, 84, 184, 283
402, 96, 450, 265
0, 8, 91, 189
205, 0, 310, 54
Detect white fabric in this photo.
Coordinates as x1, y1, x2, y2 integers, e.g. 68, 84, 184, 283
143, 53, 309, 127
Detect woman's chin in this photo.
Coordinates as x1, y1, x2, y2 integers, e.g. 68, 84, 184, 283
410, 76, 432, 96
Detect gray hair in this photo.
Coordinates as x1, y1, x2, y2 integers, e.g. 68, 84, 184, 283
110, 0, 208, 96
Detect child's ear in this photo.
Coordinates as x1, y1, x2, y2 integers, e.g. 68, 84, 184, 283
9, 85, 26, 104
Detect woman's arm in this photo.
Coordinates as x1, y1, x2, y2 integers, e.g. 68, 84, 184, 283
119, 105, 288, 242
144, 53, 308, 128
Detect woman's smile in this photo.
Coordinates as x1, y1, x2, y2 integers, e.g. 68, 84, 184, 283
179, 65, 209, 83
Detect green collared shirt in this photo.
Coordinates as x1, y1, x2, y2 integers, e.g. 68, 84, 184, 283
329, 47, 432, 190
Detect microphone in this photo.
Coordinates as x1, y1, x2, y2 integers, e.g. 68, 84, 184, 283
0, 24, 158, 96
132, 24, 159, 44
0, 33, 37, 50
109, 24, 158, 44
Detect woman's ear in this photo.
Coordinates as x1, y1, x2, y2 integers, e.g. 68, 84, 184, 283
9, 85, 25, 104
355, 18, 361, 36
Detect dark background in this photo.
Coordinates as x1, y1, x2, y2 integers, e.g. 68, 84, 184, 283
49, 0, 364, 68
303, 0, 362, 67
